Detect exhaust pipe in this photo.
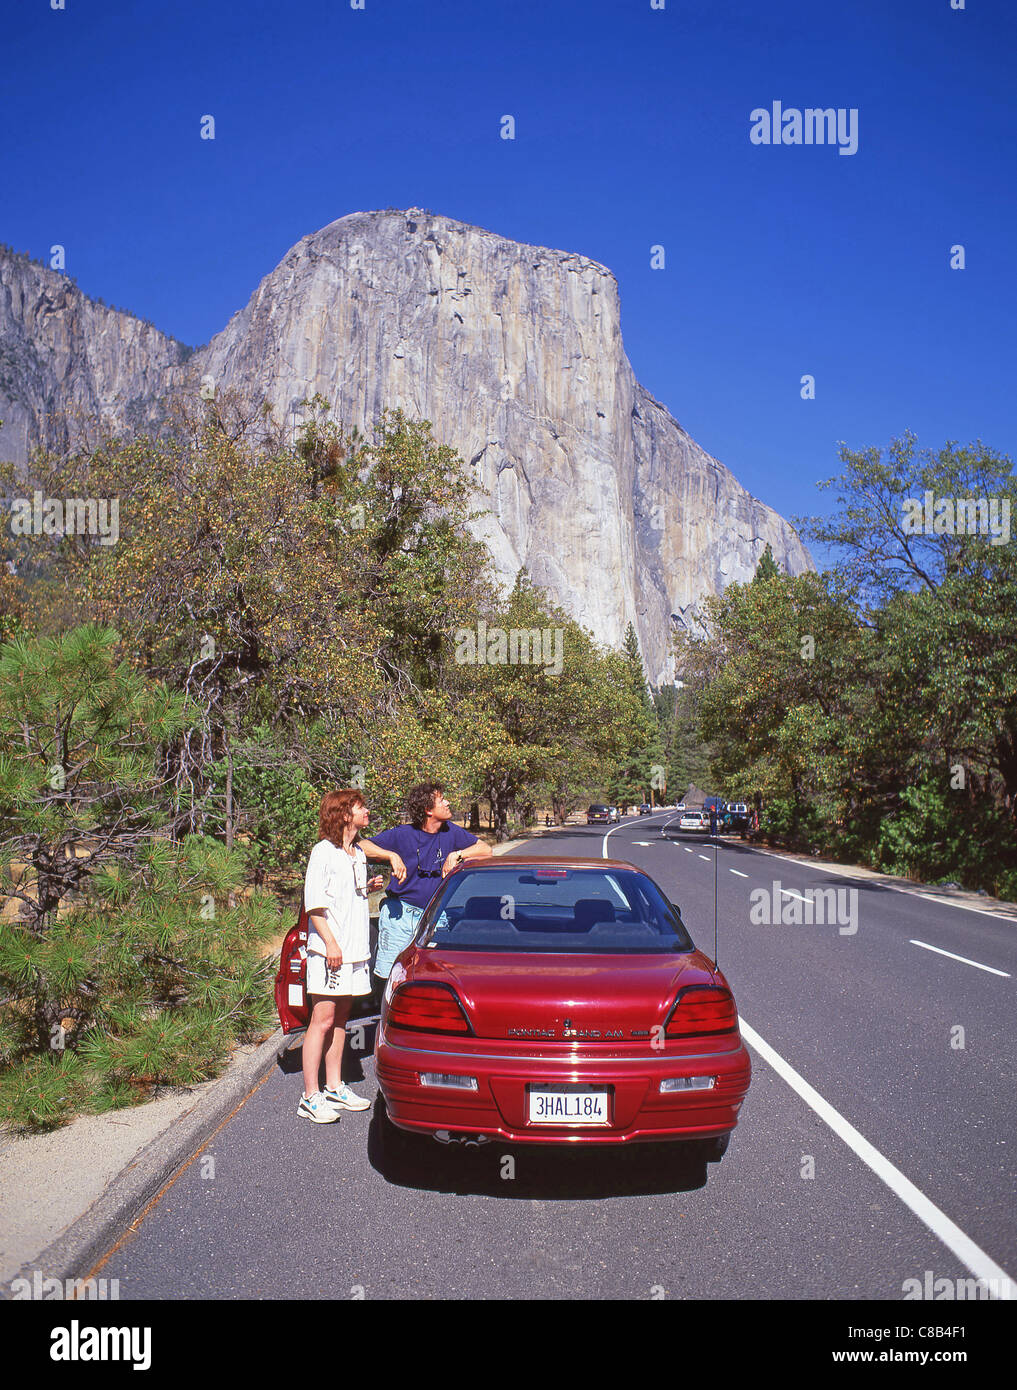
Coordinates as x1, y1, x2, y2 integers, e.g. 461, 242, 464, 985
433, 1130, 491, 1147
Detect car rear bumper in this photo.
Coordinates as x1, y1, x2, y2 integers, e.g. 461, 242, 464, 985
376, 1029, 751, 1144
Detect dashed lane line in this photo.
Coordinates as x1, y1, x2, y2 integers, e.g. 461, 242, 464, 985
909, 939, 1010, 979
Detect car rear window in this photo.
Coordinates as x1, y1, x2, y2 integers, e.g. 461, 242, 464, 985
416, 867, 695, 954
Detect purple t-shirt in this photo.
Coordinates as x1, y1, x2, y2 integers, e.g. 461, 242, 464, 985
368, 822, 479, 909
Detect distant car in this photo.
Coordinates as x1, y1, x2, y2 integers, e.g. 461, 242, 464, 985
608, 806, 620, 822
374, 857, 751, 1158
678, 810, 709, 833
720, 810, 750, 834
638, 803, 652, 815
725, 803, 749, 817
587, 804, 612, 825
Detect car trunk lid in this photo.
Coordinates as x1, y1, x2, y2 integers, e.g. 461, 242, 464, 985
403, 950, 717, 1040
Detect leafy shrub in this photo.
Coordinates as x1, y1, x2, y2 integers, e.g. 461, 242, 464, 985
207, 750, 320, 885
877, 777, 1017, 897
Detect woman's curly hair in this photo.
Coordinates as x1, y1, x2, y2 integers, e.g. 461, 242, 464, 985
319, 788, 366, 846
406, 782, 445, 829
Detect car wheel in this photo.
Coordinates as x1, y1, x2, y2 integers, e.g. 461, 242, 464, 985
372, 1096, 429, 1172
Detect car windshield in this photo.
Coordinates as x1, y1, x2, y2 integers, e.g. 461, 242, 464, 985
416, 867, 695, 954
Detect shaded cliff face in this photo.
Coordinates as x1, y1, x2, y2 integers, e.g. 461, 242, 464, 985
0, 212, 812, 682
0, 251, 187, 469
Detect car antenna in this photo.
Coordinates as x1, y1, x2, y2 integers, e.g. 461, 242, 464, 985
713, 829, 719, 970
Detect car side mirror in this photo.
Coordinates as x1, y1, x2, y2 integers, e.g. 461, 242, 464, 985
669, 901, 682, 919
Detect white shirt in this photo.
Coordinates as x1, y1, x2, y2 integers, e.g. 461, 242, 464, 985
303, 839, 370, 963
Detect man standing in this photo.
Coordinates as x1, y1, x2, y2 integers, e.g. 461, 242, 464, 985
362, 782, 492, 996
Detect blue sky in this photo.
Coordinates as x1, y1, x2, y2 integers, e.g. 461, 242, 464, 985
4, 0, 1015, 548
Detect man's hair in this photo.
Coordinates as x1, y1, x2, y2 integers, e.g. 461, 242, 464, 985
319, 788, 366, 846
406, 782, 445, 829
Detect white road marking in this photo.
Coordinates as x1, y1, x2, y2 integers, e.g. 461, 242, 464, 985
739, 1018, 1015, 1298
779, 888, 810, 903
631, 841, 653, 846
909, 939, 1010, 978
698, 854, 711, 861
747, 844, 1017, 924
730, 869, 749, 878
599, 811, 674, 858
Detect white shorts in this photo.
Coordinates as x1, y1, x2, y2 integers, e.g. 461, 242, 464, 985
305, 955, 372, 998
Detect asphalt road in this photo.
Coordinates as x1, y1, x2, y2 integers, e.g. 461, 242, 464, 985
94, 816, 1017, 1300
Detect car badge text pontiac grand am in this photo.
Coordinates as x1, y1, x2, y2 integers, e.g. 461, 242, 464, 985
507, 1024, 626, 1038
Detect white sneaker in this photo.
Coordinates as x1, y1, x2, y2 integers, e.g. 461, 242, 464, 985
323, 1083, 370, 1112
297, 1091, 340, 1123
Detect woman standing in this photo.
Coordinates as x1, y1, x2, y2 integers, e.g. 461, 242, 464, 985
299, 788, 390, 1122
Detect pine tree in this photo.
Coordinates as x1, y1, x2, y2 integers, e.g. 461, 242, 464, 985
610, 625, 665, 804
753, 543, 780, 582
0, 626, 278, 1130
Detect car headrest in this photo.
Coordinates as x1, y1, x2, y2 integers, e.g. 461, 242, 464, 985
573, 898, 617, 929
463, 896, 504, 920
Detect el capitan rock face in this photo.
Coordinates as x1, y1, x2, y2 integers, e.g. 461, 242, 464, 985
0, 211, 812, 682
0, 251, 188, 465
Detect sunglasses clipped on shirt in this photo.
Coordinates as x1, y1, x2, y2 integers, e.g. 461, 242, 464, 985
415, 842, 448, 879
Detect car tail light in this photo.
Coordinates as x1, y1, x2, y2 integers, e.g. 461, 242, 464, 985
664, 986, 738, 1038
387, 982, 472, 1035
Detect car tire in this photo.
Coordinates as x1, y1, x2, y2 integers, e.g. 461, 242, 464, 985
374, 1097, 430, 1171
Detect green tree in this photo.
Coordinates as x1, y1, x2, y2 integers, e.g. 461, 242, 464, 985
0, 626, 189, 929
609, 625, 664, 804
17, 393, 494, 846
798, 434, 1017, 821
653, 682, 713, 802
449, 575, 637, 839
753, 543, 780, 582
675, 570, 874, 848
0, 626, 278, 1128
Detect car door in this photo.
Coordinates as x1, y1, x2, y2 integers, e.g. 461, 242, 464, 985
274, 909, 311, 1033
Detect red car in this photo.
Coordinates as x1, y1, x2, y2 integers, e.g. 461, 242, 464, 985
275, 908, 311, 1035
375, 857, 751, 1161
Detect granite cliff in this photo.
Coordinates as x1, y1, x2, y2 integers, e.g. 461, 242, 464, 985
0, 212, 812, 682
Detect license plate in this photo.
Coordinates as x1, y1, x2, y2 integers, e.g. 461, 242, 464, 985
528, 1085, 610, 1126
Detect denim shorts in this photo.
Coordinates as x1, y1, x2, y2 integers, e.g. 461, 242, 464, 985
374, 897, 426, 979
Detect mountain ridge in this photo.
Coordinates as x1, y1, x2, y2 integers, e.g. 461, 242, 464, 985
0, 209, 813, 682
